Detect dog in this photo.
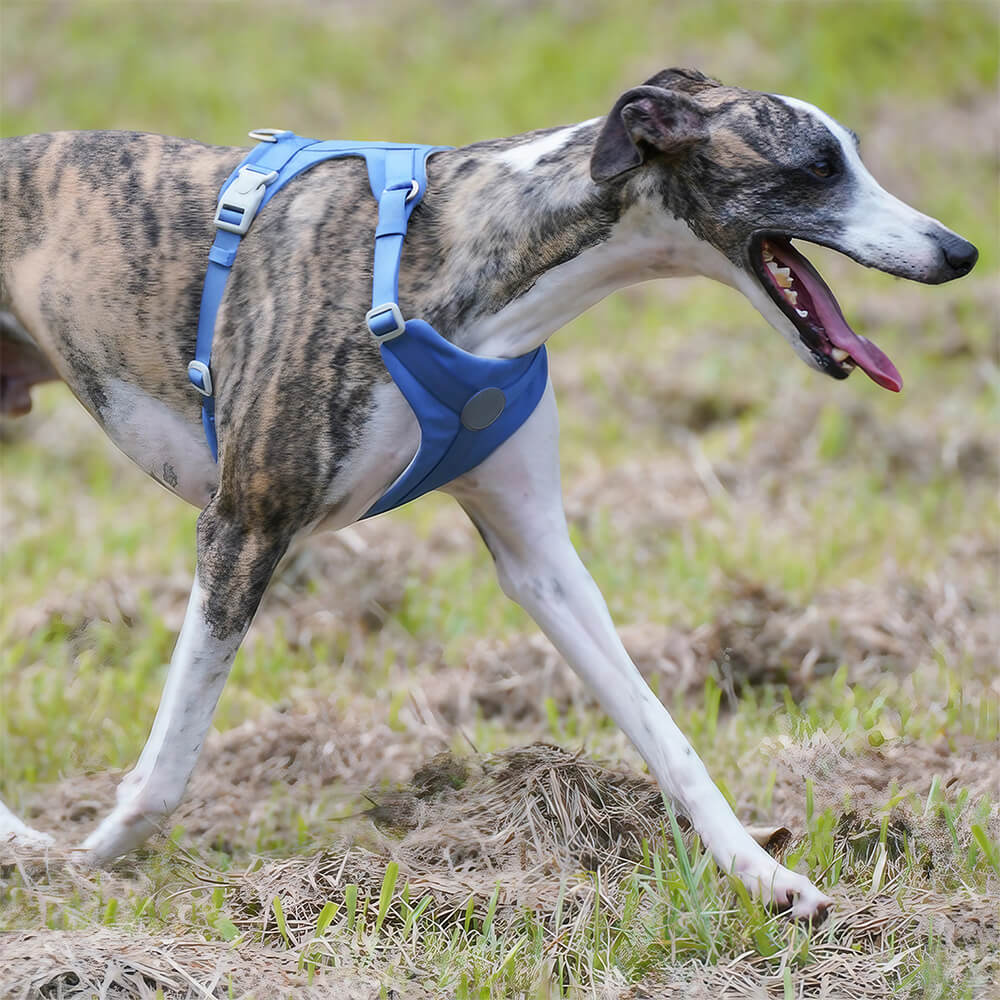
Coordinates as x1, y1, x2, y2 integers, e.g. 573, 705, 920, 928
0, 68, 977, 919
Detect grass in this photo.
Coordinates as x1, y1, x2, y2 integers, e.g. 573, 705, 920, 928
1, 1, 998, 997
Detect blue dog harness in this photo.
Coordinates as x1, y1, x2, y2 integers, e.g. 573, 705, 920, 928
189, 129, 548, 519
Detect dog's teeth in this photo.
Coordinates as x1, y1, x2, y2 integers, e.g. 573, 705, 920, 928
768, 263, 793, 288
831, 348, 850, 362
796, 308, 809, 318
784, 289, 798, 305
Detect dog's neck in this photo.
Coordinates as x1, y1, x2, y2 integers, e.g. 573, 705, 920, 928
417, 120, 735, 358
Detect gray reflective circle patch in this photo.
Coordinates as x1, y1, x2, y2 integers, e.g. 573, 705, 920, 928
461, 387, 506, 430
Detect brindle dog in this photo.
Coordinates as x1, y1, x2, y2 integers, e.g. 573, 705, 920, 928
0, 69, 977, 919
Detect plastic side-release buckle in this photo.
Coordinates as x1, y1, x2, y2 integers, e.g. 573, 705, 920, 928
214, 165, 279, 235
366, 302, 406, 342
187, 359, 213, 397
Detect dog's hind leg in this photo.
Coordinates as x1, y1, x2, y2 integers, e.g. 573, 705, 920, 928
0, 310, 60, 416
448, 382, 833, 921
79, 494, 291, 863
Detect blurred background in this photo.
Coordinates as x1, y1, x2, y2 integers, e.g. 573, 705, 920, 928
0, 1, 997, 994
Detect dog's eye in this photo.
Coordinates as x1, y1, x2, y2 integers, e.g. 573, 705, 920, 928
809, 159, 835, 179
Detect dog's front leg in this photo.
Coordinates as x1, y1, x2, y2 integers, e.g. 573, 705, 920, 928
448, 383, 833, 920
80, 496, 289, 863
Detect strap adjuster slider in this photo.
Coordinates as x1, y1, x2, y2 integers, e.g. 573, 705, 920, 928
187, 360, 214, 397
366, 302, 406, 342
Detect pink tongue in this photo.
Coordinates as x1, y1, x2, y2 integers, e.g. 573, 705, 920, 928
825, 323, 902, 392
783, 251, 903, 393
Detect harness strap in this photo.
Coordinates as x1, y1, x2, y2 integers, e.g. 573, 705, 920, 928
190, 130, 549, 519
190, 133, 316, 458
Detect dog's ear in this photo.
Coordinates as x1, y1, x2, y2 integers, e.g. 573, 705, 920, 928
590, 86, 707, 184
642, 67, 721, 94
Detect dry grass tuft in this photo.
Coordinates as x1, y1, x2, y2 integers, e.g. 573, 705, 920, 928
209, 739, 997, 995
224, 744, 678, 945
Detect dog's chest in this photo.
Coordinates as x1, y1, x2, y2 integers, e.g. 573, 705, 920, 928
100, 379, 218, 506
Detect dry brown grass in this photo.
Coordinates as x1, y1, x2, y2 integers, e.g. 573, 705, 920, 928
0, 927, 383, 1000
4, 729, 998, 998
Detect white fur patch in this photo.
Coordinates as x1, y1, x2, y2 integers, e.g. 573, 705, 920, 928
775, 94, 943, 276
497, 119, 599, 172
462, 201, 738, 357
100, 380, 218, 507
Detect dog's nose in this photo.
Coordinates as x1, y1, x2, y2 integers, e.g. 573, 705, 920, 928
939, 233, 978, 277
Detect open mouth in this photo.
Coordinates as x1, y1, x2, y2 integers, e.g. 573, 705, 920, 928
750, 235, 902, 392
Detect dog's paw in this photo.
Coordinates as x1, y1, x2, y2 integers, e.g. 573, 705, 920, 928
78, 806, 161, 866
770, 869, 834, 922
0, 803, 56, 859
732, 852, 833, 922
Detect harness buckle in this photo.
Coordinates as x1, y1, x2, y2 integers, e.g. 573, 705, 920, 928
187, 360, 214, 397
366, 302, 406, 342
214, 165, 279, 235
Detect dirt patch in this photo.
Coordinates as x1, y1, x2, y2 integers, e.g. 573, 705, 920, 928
257, 527, 413, 645
258, 507, 482, 649
0, 927, 381, 1000
426, 622, 710, 728
697, 568, 998, 696
767, 729, 999, 824
427, 566, 998, 733
735, 390, 999, 491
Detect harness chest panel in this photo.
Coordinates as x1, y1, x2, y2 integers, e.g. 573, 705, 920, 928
190, 131, 548, 519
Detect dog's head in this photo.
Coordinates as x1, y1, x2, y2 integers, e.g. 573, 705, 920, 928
591, 69, 978, 391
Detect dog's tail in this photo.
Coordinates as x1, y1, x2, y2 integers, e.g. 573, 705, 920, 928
1, 310, 60, 417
